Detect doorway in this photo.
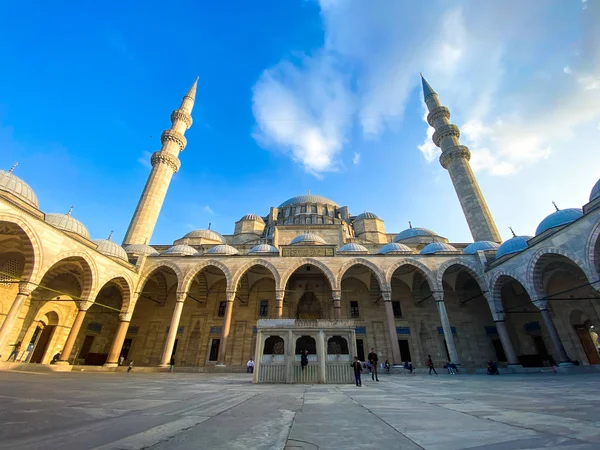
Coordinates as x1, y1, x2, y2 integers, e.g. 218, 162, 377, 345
356, 339, 365, 361
492, 338, 507, 362
209, 339, 220, 362
574, 325, 600, 364
121, 338, 133, 361
297, 292, 322, 319
29, 325, 56, 364
398, 339, 412, 362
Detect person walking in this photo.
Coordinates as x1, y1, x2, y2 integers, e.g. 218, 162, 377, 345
169, 354, 176, 373
367, 348, 379, 381
445, 360, 456, 375
7, 341, 21, 362
119, 355, 125, 366
300, 349, 309, 371
427, 355, 438, 375
246, 358, 254, 373
127, 360, 134, 372
351, 356, 362, 387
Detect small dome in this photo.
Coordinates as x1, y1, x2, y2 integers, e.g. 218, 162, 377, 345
535, 208, 583, 235
354, 212, 379, 221
45, 212, 90, 239
0, 169, 39, 208
420, 242, 458, 255
248, 244, 279, 254
338, 243, 369, 253
393, 227, 436, 242
378, 242, 413, 254
124, 244, 159, 256
93, 239, 128, 261
164, 244, 200, 256
183, 229, 225, 242
279, 194, 338, 208
206, 244, 239, 255
496, 236, 532, 259
290, 233, 327, 245
240, 213, 265, 223
463, 241, 501, 255
590, 179, 600, 202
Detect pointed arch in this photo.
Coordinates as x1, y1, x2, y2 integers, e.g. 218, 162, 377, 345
385, 259, 437, 291
488, 269, 530, 317
38, 251, 98, 299
231, 259, 281, 291
137, 260, 184, 294
280, 258, 336, 291
436, 258, 487, 293
96, 276, 133, 313
0, 213, 44, 281
586, 219, 600, 284
337, 258, 388, 291
181, 260, 233, 293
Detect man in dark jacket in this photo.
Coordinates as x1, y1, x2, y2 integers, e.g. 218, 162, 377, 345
300, 349, 309, 371
351, 356, 362, 386
367, 348, 379, 381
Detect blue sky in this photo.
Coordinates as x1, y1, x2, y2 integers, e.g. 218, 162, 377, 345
1, 0, 599, 245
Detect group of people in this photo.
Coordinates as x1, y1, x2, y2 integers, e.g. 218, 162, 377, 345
351, 348, 381, 386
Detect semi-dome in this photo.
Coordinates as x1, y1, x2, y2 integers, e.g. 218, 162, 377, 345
183, 229, 225, 242
535, 208, 583, 235
420, 242, 458, 255
279, 194, 338, 208
393, 227, 437, 242
206, 244, 239, 255
124, 244, 159, 256
463, 241, 500, 255
248, 243, 279, 254
290, 233, 327, 245
0, 169, 39, 208
45, 212, 90, 239
164, 244, 200, 256
239, 213, 265, 223
338, 243, 369, 253
590, 179, 600, 202
354, 212, 379, 221
93, 239, 128, 261
496, 236, 532, 259
378, 242, 413, 254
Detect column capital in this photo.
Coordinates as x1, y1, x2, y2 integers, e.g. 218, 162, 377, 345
78, 301, 94, 312
493, 316, 506, 323
119, 312, 132, 322
226, 290, 236, 302
381, 291, 392, 302
18, 281, 36, 296
533, 299, 549, 311
275, 289, 285, 300
432, 291, 444, 302
332, 290, 342, 301
176, 291, 188, 303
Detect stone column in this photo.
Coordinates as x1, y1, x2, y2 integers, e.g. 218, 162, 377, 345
332, 290, 342, 319
539, 306, 572, 366
317, 330, 326, 383
105, 313, 131, 367
275, 290, 285, 319
433, 292, 460, 364
285, 329, 293, 383
494, 318, 521, 367
160, 292, 187, 366
382, 291, 401, 364
253, 330, 263, 383
217, 290, 236, 366
58, 301, 93, 364
0, 281, 36, 357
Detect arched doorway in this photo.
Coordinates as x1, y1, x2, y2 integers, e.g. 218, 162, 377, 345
297, 291, 322, 319
570, 310, 600, 364
28, 311, 59, 363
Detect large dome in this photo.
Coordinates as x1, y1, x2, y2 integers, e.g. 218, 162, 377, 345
206, 244, 239, 255
338, 243, 369, 253
393, 227, 437, 242
124, 244, 159, 256
378, 242, 413, 254
279, 194, 338, 208
0, 169, 39, 208
420, 242, 458, 255
463, 241, 500, 255
290, 233, 327, 245
248, 243, 279, 254
183, 229, 225, 243
590, 179, 600, 202
535, 208, 583, 235
164, 244, 200, 256
45, 212, 90, 239
93, 239, 128, 261
496, 236, 532, 259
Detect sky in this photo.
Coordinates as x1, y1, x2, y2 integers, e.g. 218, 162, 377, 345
1, 0, 599, 246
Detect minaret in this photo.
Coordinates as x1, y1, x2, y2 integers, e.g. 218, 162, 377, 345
421, 74, 501, 243
123, 78, 198, 246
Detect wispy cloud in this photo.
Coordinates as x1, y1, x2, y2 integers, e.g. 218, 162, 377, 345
352, 152, 361, 165
137, 151, 152, 169
203, 205, 214, 215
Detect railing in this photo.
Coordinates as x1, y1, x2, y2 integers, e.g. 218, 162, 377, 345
258, 363, 286, 383
326, 363, 354, 383
293, 363, 319, 383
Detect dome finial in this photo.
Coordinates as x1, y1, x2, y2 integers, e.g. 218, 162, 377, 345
67, 205, 74, 216
8, 162, 18, 173
307, 189, 311, 195
509, 227, 516, 237
107, 230, 114, 241
408, 221, 412, 229
208, 222, 211, 230
552, 201, 559, 211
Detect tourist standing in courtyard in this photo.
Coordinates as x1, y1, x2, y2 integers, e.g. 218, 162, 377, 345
427, 355, 438, 375
169, 355, 176, 373
7, 341, 21, 362
246, 358, 254, 373
300, 349, 309, 371
119, 355, 125, 366
368, 348, 379, 381
351, 356, 362, 386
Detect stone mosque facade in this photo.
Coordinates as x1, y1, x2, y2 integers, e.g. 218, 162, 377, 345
1, 76, 599, 373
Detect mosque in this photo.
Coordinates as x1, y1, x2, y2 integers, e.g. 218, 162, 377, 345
0, 75, 599, 373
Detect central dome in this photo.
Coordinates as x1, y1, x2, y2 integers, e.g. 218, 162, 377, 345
279, 194, 338, 208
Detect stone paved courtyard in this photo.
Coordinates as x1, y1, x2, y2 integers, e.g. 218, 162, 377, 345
0, 371, 599, 449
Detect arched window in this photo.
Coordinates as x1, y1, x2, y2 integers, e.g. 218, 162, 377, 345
295, 335, 316, 355
264, 336, 285, 355
327, 336, 349, 355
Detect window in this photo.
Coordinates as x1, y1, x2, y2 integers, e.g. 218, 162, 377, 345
301, 206, 306, 213
392, 301, 402, 318
209, 339, 220, 361
218, 301, 226, 317
312, 205, 317, 213
350, 301, 360, 318
259, 300, 269, 317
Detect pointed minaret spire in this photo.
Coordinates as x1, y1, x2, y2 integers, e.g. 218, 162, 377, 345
67, 206, 74, 216
421, 74, 501, 243
509, 227, 516, 238
123, 78, 198, 246
8, 162, 18, 173
552, 201, 559, 211
107, 230, 114, 241
408, 221, 412, 229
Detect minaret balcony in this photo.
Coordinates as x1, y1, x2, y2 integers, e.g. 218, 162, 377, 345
160, 129, 187, 151
432, 124, 460, 147
426, 106, 450, 127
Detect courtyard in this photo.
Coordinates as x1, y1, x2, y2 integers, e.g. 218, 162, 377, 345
0, 371, 599, 449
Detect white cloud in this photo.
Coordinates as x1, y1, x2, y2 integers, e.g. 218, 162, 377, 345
203, 205, 214, 215
137, 151, 152, 169
352, 152, 361, 165
563, 66, 572, 74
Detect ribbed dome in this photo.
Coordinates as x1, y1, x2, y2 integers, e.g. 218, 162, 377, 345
248, 244, 279, 254
393, 227, 436, 242
338, 243, 369, 253
290, 233, 327, 245
183, 229, 225, 242
124, 244, 159, 256
420, 242, 458, 255
378, 242, 413, 254
93, 239, 128, 261
240, 213, 265, 223
0, 169, 39, 208
206, 244, 239, 255
279, 195, 338, 208
463, 241, 501, 255
590, 179, 600, 202
535, 208, 583, 235
496, 236, 532, 259
164, 244, 200, 256
354, 212, 379, 221
45, 213, 90, 239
